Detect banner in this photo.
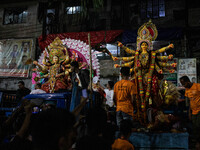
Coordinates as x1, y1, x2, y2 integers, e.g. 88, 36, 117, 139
177, 58, 197, 87
0, 39, 34, 77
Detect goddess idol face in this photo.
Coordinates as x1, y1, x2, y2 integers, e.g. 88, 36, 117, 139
140, 42, 148, 52
53, 56, 59, 64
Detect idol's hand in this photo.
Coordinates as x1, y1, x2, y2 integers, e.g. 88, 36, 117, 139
112, 56, 118, 61
43, 51, 47, 57
33, 61, 38, 65
32, 68, 37, 72
56, 74, 61, 78
168, 54, 173, 59
168, 44, 174, 49
114, 64, 120, 68
117, 41, 123, 47
171, 63, 177, 68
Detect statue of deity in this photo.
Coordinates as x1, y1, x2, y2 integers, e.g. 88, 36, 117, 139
111, 20, 177, 124
33, 37, 101, 93
33, 37, 71, 93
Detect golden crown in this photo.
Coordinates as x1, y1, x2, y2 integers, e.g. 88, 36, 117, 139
137, 20, 158, 51
48, 37, 66, 64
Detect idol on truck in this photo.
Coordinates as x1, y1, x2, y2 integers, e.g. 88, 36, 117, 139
104, 20, 180, 131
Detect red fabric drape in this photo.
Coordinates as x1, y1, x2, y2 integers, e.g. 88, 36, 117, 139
38, 30, 123, 50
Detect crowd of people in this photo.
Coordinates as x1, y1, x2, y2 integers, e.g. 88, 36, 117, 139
0, 65, 200, 150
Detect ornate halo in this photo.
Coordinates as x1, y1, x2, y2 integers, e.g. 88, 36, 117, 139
137, 19, 158, 41
37, 38, 100, 78
62, 38, 100, 78
136, 20, 158, 51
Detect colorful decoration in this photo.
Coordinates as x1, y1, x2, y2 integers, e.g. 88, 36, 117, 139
38, 30, 123, 51
161, 80, 180, 105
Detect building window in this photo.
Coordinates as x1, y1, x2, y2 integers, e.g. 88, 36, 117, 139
140, 0, 165, 19
66, 6, 81, 14
3, 8, 28, 25
46, 9, 57, 34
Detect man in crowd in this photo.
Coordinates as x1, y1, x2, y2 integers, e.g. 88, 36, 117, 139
16, 81, 31, 103
113, 67, 137, 127
70, 61, 89, 112
32, 108, 76, 150
30, 83, 46, 94
112, 119, 134, 150
180, 76, 200, 150
104, 81, 114, 108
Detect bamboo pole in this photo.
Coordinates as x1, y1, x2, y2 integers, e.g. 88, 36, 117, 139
88, 33, 93, 108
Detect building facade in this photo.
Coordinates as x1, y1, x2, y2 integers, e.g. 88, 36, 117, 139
0, 0, 199, 90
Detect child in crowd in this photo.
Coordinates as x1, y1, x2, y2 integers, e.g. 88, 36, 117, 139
112, 119, 134, 150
